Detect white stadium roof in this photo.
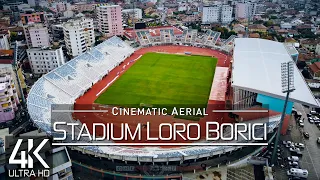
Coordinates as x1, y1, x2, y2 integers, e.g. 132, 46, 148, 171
232, 38, 319, 107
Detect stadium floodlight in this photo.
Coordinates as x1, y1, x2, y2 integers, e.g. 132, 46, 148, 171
271, 61, 296, 166
281, 61, 295, 93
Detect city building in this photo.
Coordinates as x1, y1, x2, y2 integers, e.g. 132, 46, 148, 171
308, 62, 320, 78
27, 47, 65, 75
71, 2, 97, 12
63, 17, 95, 57
97, 5, 123, 37
202, 5, 221, 23
235, 2, 257, 20
0, 50, 26, 99
122, 8, 143, 19
316, 44, 320, 56
51, 24, 64, 42
221, 5, 233, 24
0, 74, 19, 123
0, 34, 10, 50
202, 5, 233, 24
23, 23, 50, 48
20, 12, 45, 25
248, 24, 267, 33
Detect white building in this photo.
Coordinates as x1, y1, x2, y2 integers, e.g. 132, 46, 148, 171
202, 5, 233, 24
0, 34, 10, 50
316, 44, 320, 56
23, 23, 50, 48
0, 74, 19, 122
235, 2, 257, 20
97, 5, 123, 37
27, 47, 65, 74
122, 8, 142, 19
202, 6, 221, 23
221, 5, 233, 24
63, 17, 95, 57
280, 22, 293, 29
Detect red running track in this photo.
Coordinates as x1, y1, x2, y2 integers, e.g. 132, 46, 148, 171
73, 45, 233, 147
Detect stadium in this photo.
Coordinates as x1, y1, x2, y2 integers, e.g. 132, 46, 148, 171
26, 27, 319, 179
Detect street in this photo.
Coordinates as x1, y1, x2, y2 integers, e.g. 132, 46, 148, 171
275, 103, 320, 180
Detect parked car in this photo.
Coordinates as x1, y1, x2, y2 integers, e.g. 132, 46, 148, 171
290, 147, 300, 152
303, 132, 310, 139
317, 123, 320, 128
286, 143, 295, 148
283, 140, 291, 145
308, 118, 314, 123
310, 110, 317, 115
317, 137, 320, 144
294, 143, 305, 149
289, 161, 299, 168
287, 168, 308, 179
287, 156, 299, 162
307, 113, 311, 117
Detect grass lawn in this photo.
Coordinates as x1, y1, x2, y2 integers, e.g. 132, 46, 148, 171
95, 52, 217, 109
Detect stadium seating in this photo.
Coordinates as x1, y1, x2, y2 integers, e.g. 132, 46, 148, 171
203, 30, 221, 47
182, 29, 198, 45
136, 30, 153, 46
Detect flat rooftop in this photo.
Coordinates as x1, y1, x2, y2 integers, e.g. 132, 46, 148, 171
232, 38, 319, 107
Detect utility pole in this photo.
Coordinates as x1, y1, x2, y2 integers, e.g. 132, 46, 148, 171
271, 61, 296, 166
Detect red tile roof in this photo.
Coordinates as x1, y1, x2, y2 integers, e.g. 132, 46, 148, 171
309, 63, 320, 74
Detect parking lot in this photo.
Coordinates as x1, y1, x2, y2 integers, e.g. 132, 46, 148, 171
274, 103, 320, 180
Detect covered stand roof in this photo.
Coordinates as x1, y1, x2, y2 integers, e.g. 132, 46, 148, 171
232, 38, 319, 107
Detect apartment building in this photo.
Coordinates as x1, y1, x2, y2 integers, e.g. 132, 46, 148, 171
27, 47, 65, 75
235, 2, 257, 20
63, 17, 95, 57
20, 12, 45, 25
0, 74, 19, 123
24, 23, 50, 48
122, 8, 143, 19
202, 5, 233, 24
97, 5, 123, 37
0, 34, 10, 50
221, 5, 233, 24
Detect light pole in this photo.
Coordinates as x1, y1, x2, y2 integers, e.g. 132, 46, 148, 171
271, 61, 296, 165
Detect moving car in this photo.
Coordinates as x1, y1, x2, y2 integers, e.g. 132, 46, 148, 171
303, 132, 309, 139
299, 122, 304, 127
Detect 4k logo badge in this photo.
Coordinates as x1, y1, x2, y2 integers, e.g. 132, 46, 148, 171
9, 139, 50, 168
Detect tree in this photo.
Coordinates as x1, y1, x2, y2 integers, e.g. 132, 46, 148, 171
263, 20, 273, 27
270, 16, 278, 19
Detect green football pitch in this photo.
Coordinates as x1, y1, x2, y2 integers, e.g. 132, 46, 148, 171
95, 53, 217, 108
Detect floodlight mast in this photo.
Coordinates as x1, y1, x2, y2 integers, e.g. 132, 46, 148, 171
271, 61, 295, 166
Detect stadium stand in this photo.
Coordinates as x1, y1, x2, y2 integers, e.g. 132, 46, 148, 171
220, 35, 237, 52
182, 29, 198, 45
136, 30, 153, 46
28, 36, 278, 163
160, 29, 175, 44
203, 30, 221, 47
